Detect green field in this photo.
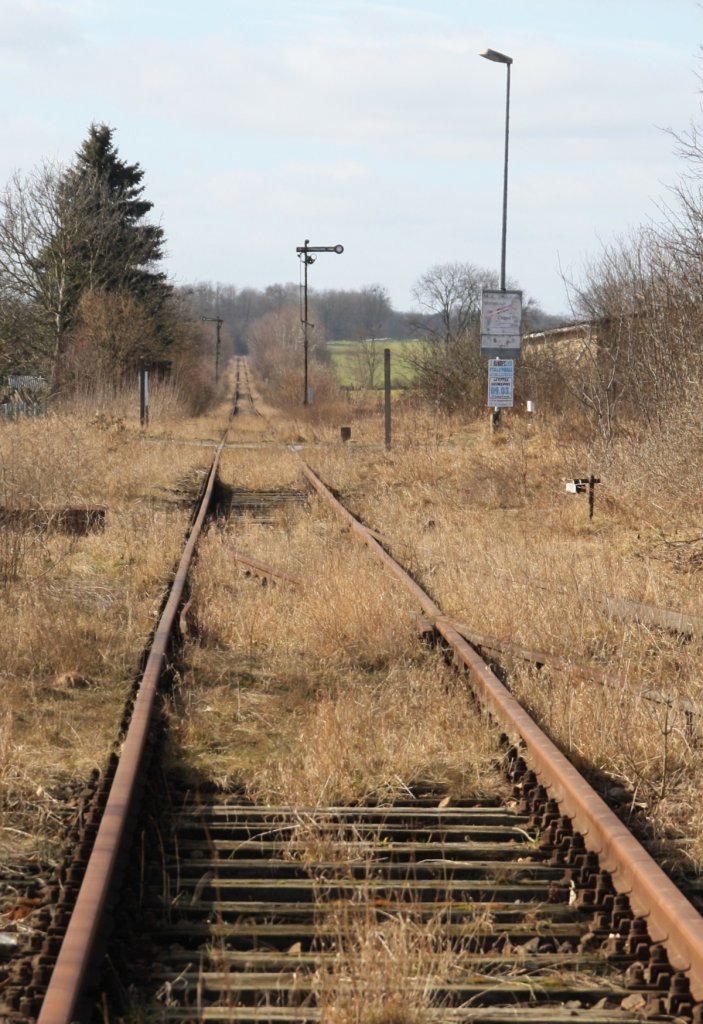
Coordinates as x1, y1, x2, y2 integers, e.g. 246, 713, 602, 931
326, 339, 421, 389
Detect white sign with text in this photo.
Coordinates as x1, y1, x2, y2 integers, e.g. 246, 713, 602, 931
480, 290, 522, 358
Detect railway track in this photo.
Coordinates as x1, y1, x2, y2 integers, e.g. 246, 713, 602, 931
236, 360, 261, 417
108, 789, 687, 1023
3, 361, 703, 1023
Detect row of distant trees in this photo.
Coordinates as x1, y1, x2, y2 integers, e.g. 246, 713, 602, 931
0, 122, 565, 418
7, 121, 542, 410
182, 281, 412, 350
184, 270, 561, 398
183, 283, 398, 400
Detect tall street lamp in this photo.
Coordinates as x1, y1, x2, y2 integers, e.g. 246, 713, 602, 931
296, 240, 344, 405
480, 48, 513, 291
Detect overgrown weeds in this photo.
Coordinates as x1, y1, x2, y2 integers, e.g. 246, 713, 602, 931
247, 662, 506, 807
299, 405, 703, 871
0, 394, 229, 862
175, 442, 506, 804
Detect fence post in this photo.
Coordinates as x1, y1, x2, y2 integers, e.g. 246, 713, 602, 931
384, 348, 391, 451
139, 365, 149, 428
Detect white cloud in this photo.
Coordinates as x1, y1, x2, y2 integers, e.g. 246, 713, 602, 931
0, 0, 700, 313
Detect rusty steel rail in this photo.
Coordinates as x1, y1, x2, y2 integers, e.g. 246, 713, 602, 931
36, 430, 231, 1024
300, 459, 703, 1004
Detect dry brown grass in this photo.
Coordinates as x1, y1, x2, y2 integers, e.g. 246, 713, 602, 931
173, 439, 506, 805
509, 661, 703, 871
168, 390, 703, 874
312, 904, 467, 1024
246, 661, 506, 807
0, 394, 230, 863
297, 404, 703, 872
7, 361, 696, 1014
5, 357, 702, 886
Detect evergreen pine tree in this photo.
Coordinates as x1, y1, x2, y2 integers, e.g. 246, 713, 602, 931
63, 123, 171, 315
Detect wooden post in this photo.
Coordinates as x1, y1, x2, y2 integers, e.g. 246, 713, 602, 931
384, 347, 391, 451
139, 365, 149, 428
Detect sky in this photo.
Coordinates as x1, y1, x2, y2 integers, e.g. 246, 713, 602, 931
2, 0, 702, 317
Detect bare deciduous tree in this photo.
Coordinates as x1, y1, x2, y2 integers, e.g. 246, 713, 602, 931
247, 305, 305, 383
565, 223, 703, 439
409, 262, 497, 349
407, 262, 499, 413
353, 336, 381, 389
62, 288, 161, 390
0, 162, 125, 382
350, 285, 391, 388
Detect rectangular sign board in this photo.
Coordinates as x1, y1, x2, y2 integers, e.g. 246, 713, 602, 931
487, 358, 514, 408
481, 289, 522, 359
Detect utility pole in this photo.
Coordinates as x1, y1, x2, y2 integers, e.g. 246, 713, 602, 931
296, 240, 344, 405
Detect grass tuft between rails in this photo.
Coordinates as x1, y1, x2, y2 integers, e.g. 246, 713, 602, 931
312, 904, 470, 1024
247, 660, 506, 807
172, 450, 507, 805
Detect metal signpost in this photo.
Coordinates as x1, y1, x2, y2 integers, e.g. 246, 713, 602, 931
480, 47, 519, 425
384, 347, 392, 451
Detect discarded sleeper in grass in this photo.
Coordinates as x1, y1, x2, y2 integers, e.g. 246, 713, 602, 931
0, 506, 106, 535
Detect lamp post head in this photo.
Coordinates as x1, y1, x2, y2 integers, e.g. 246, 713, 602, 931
480, 48, 513, 65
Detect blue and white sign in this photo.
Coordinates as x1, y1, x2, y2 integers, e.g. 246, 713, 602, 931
487, 359, 514, 408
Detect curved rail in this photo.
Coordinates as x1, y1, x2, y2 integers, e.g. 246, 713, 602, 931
300, 459, 703, 1004
37, 429, 232, 1024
